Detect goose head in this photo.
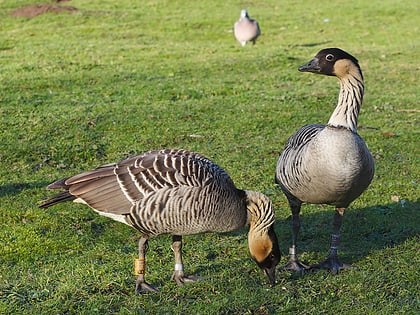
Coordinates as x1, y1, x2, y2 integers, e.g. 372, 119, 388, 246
249, 225, 281, 285
246, 191, 281, 285
298, 48, 362, 79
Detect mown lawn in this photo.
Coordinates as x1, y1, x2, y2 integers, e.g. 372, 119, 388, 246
0, 0, 419, 314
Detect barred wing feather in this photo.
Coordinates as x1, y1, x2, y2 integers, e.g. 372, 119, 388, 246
43, 149, 234, 216
284, 124, 325, 149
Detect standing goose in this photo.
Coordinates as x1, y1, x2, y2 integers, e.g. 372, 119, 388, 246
275, 48, 374, 274
234, 9, 260, 46
40, 149, 280, 293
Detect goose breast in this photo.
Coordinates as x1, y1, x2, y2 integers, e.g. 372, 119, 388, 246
278, 126, 374, 207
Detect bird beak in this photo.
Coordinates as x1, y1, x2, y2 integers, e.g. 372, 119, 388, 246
298, 57, 321, 73
264, 266, 276, 286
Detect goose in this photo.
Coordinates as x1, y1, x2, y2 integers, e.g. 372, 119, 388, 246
275, 48, 375, 274
234, 9, 260, 46
40, 148, 281, 293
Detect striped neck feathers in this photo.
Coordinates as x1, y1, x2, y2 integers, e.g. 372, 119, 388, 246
327, 59, 364, 132
245, 191, 275, 234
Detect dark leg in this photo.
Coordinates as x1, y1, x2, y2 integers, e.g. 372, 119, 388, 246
171, 235, 201, 285
279, 198, 309, 272
135, 236, 158, 293
312, 207, 352, 274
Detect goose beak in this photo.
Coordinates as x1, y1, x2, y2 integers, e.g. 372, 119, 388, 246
298, 57, 321, 73
264, 266, 276, 285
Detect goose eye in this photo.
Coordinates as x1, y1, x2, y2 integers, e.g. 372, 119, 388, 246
326, 54, 334, 61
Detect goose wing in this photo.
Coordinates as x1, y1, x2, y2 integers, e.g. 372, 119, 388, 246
276, 124, 325, 188
41, 149, 234, 215
284, 124, 325, 149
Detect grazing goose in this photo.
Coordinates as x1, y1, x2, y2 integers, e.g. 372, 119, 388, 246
275, 48, 375, 274
40, 149, 281, 293
234, 9, 260, 46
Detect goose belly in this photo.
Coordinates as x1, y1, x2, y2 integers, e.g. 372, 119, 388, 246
280, 129, 374, 206
128, 186, 247, 237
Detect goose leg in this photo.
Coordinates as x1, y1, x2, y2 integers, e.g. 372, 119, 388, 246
312, 207, 351, 274
279, 199, 309, 272
171, 235, 201, 285
135, 236, 158, 293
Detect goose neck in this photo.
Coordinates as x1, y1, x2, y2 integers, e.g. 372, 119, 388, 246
327, 68, 364, 132
245, 191, 275, 236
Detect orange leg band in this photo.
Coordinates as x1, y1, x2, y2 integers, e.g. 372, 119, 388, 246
134, 258, 145, 276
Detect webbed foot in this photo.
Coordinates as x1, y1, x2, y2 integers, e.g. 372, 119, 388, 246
279, 258, 310, 273
171, 270, 202, 286
135, 280, 159, 294
278, 247, 309, 273
311, 255, 353, 275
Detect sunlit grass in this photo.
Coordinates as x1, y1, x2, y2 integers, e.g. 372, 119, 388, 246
1, 0, 419, 314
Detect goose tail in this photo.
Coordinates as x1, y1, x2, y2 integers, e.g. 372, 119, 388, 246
39, 191, 76, 208
39, 177, 76, 208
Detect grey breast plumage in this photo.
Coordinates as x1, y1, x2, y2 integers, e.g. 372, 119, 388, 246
277, 124, 374, 207
40, 149, 248, 236
234, 9, 260, 46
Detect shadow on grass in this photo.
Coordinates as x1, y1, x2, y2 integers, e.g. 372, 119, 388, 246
294, 41, 333, 48
154, 199, 419, 285
0, 182, 51, 198
274, 199, 420, 269
172, 199, 419, 285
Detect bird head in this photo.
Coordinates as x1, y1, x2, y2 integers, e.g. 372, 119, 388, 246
240, 9, 249, 19
298, 48, 361, 79
245, 191, 281, 285
249, 225, 281, 285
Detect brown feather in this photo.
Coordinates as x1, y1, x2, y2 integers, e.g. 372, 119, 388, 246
65, 166, 115, 185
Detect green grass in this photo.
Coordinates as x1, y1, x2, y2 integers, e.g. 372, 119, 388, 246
1, 0, 419, 314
